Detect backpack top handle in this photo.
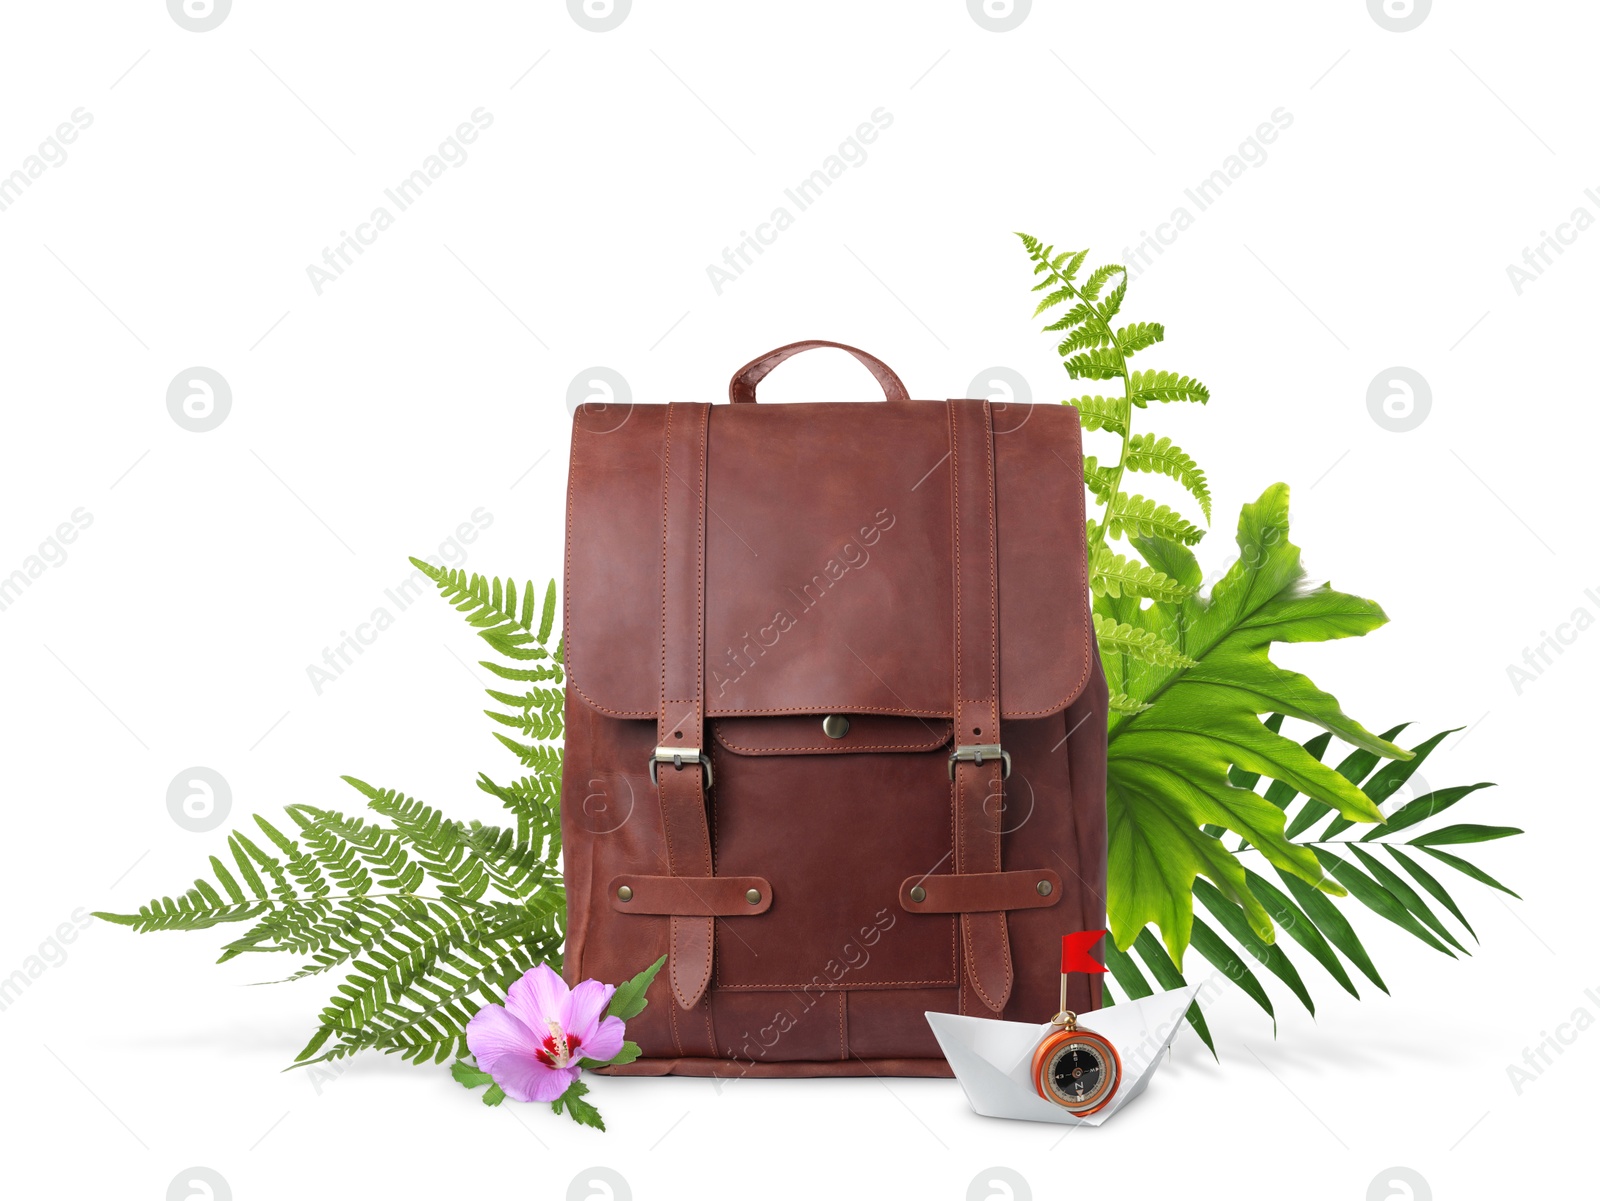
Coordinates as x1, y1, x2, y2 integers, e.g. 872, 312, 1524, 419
727, 340, 911, 404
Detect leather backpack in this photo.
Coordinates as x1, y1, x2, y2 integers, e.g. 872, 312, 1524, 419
560, 341, 1107, 1077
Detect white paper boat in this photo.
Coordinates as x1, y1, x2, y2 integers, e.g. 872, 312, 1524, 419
924, 984, 1200, 1126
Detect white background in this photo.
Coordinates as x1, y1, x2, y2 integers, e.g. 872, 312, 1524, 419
0, 2, 1592, 1199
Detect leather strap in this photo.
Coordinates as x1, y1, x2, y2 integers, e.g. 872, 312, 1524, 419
610, 875, 773, 916
658, 401, 717, 1015
728, 340, 911, 404
899, 870, 1061, 914
947, 398, 1013, 1014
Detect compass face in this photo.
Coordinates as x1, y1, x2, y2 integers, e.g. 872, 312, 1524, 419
1036, 1031, 1120, 1114
1051, 1043, 1105, 1100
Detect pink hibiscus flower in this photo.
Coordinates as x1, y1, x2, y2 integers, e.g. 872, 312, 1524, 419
465, 963, 626, 1102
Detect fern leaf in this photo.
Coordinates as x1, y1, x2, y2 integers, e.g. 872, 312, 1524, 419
1108, 692, 1153, 715
1033, 288, 1072, 317
1115, 322, 1164, 357
1127, 369, 1209, 407
1063, 348, 1125, 381
1057, 325, 1112, 356
1123, 433, 1212, 522
1105, 492, 1205, 546
1083, 456, 1117, 504
1092, 612, 1197, 668
1067, 395, 1130, 437
536, 580, 556, 643
1090, 545, 1196, 602
1098, 276, 1127, 321
1080, 263, 1124, 301
1043, 301, 1095, 333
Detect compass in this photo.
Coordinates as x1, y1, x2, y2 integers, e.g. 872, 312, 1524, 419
1031, 1012, 1121, 1115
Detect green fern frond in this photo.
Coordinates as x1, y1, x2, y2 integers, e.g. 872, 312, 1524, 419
1123, 433, 1212, 522
1092, 612, 1197, 668
476, 771, 562, 854
1090, 545, 1197, 602
1067, 396, 1130, 437
1083, 456, 1117, 504
1108, 692, 1153, 715
1116, 322, 1165, 356
1105, 492, 1205, 546
1064, 348, 1125, 380
485, 687, 564, 740
1033, 287, 1072, 317
1080, 264, 1124, 301
1127, 369, 1210, 407
1043, 301, 1096, 333
1057, 325, 1113, 355
1098, 276, 1127, 321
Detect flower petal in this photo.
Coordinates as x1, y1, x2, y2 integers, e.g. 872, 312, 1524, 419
581, 1014, 627, 1064
504, 963, 568, 1032
494, 1058, 579, 1104
465, 1003, 543, 1077
561, 978, 617, 1042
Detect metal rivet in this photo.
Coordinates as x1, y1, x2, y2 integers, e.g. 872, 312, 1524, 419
616, 885, 633, 902
1036, 880, 1053, 897
745, 888, 762, 905
909, 885, 926, 903
822, 714, 851, 739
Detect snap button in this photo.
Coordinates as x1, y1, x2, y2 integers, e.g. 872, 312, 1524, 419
1036, 880, 1053, 897
616, 885, 633, 902
822, 714, 851, 739
909, 885, 926, 903
745, 888, 762, 905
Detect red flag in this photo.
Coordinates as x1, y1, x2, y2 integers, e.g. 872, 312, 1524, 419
1061, 930, 1109, 975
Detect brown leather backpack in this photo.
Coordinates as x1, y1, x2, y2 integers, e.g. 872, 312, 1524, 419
561, 341, 1107, 1077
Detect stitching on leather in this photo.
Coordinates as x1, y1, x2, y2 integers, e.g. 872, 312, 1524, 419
838, 993, 847, 1061
710, 974, 957, 990
666, 970, 684, 1053
692, 402, 714, 878
983, 401, 1013, 1004
658, 405, 680, 873
710, 718, 951, 755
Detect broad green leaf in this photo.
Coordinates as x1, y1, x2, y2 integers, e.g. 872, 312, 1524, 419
580, 1040, 642, 1070
1104, 486, 1412, 962
607, 955, 667, 1021
452, 1060, 494, 1088
551, 1080, 604, 1130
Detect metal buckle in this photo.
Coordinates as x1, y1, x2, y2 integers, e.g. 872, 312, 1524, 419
948, 743, 1011, 780
649, 746, 714, 789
